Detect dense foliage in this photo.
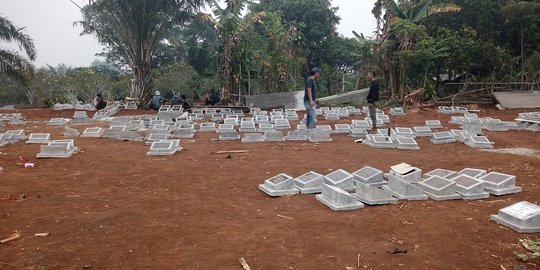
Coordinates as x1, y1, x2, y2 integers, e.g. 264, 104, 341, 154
1, 0, 539, 106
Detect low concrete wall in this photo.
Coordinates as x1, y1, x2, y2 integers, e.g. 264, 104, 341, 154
244, 91, 304, 110
317, 88, 369, 106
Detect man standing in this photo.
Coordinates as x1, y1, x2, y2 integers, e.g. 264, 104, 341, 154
366, 71, 380, 132
304, 67, 321, 129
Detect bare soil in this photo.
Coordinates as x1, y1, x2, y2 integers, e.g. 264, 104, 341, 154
1, 107, 539, 270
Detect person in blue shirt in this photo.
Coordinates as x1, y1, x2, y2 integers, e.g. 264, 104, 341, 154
304, 67, 321, 129
151, 91, 164, 110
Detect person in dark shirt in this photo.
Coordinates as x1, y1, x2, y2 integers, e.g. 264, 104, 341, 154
180, 94, 191, 110
304, 67, 321, 129
94, 93, 107, 110
366, 71, 380, 132
170, 95, 181, 106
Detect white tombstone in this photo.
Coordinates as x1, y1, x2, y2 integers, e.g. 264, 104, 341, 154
315, 184, 364, 211
490, 201, 540, 233
27, 133, 51, 144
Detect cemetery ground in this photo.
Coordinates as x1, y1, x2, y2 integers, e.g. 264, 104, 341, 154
1, 107, 539, 269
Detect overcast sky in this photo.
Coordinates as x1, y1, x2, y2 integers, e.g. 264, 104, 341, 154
0, 0, 377, 68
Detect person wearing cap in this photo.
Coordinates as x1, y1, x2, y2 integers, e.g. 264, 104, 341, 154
366, 71, 380, 132
151, 91, 164, 110
304, 67, 321, 129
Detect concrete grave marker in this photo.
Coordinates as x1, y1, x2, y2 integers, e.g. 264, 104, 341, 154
145, 133, 168, 145
431, 131, 456, 144
363, 134, 395, 149
257, 123, 274, 132
378, 114, 390, 123
464, 136, 494, 149
389, 163, 422, 183
118, 130, 143, 142
199, 122, 217, 132
389, 107, 405, 116
48, 118, 66, 126
325, 112, 340, 121
216, 124, 234, 133
308, 130, 333, 142
382, 174, 428, 200
258, 173, 299, 197
63, 127, 80, 137
274, 119, 291, 130
352, 182, 398, 205
27, 133, 51, 144
239, 121, 257, 133
147, 141, 176, 156
349, 128, 368, 138
219, 130, 240, 141
490, 201, 540, 233
352, 166, 385, 187
393, 127, 415, 138
170, 105, 183, 112
211, 113, 224, 121
425, 120, 442, 129
264, 130, 285, 142
424, 169, 457, 179
479, 172, 522, 196
413, 126, 432, 137
158, 105, 171, 112
5, 129, 27, 140
337, 108, 349, 117
270, 114, 285, 124
172, 128, 195, 139
149, 124, 170, 135
224, 118, 239, 126
293, 171, 325, 194
418, 176, 461, 200
458, 168, 487, 178
286, 130, 308, 141
241, 133, 265, 143
150, 120, 165, 126
125, 101, 137, 110
315, 184, 364, 211
82, 127, 103, 138
36, 139, 77, 158
450, 174, 490, 200
316, 125, 333, 132
103, 126, 126, 139
324, 169, 355, 191
352, 120, 371, 129
334, 124, 351, 134
393, 136, 420, 150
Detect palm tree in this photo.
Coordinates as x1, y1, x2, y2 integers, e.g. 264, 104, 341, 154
373, 0, 461, 100
77, 0, 210, 107
0, 16, 36, 82
202, 0, 265, 101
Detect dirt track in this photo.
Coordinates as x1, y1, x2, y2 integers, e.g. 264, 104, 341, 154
1, 107, 539, 269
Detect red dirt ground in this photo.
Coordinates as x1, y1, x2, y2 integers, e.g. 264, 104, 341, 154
0, 106, 539, 270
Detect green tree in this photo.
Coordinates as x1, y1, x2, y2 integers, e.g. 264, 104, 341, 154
254, 0, 340, 69
0, 16, 36, 82
501, 0, 540, 88
203, 0, 266, 101
372, 0, 461, 100
77, 0, 210, 107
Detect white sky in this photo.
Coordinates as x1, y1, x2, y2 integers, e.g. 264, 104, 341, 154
0, 0, 377, 68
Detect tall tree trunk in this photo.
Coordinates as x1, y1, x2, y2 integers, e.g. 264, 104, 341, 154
520, 27, 525, 91
132, 66, 154, 108
220, 38, 234, 100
